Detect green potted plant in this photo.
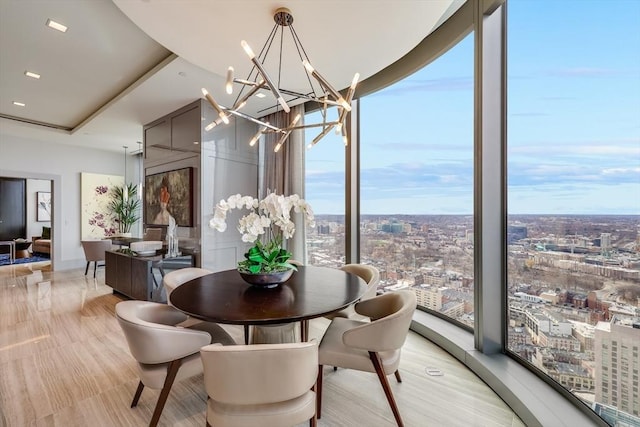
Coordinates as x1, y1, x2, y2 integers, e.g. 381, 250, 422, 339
209, 192, 315, 287
109, 183, 141, 237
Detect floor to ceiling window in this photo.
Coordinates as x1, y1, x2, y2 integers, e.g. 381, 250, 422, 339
359, 34, 475, 327
506, 1, 640, 424
304, 107, 346, 267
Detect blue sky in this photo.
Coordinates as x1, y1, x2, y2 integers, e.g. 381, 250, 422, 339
305, 0, 640, 215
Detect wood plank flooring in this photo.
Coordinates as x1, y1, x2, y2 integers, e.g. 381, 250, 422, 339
0, 262, 525, 426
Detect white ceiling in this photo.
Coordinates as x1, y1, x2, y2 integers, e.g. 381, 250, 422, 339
0, 0, 462, 153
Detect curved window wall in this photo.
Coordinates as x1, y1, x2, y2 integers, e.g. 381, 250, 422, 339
305, 107, 346, 266
304, 0, 638, 424
506, 0, 640, 423
359, 34, 474, 328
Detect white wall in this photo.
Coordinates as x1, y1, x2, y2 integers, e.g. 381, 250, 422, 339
0, 134, 126, 270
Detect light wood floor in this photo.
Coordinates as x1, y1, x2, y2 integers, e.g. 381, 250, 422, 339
0, 262, 526, 427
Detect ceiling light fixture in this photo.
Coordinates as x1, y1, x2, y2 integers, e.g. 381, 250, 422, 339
201, 7, 359, 151
25, 71, 41, 79
45, 18, 67, 33
13, 101, 25, 107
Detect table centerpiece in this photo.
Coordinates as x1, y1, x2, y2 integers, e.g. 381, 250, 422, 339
209, 192, 315, 288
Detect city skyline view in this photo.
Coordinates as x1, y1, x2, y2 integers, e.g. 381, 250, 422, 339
305, 0, 640, 216
304, 3, 639, 423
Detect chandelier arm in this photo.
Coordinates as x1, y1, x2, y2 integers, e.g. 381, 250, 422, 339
234, 24, 278, 108
304, 62, 349, 110
280, 121, 339, 132
308, 124, 336, 149
231, 80, 266, 110
222, 108, 283, 133
277, 21, 284, 93
249, 56, 290, 112
289, 25, 319, 98
202, 89, 229, 124
256, 23, 280, 64
274, 113, 301, 152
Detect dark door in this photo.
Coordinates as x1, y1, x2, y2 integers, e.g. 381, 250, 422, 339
0, 177, 26, 241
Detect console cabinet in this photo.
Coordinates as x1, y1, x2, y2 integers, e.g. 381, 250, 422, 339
105, 250, 159, 301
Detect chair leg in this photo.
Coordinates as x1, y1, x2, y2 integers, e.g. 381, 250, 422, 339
84, 261, 90, 276
369, 352, 403, 427
394, 370, 402, 383
93, 261, 98, 278
310, 412, 317, 427
131, 381, 144, 407
316, 365, 323, 419
244, 325, 250, 344
149, 358, 183, 427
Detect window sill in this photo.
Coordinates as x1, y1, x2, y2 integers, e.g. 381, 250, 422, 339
411, 310, 606, 427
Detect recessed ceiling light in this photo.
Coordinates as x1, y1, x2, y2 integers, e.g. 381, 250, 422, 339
13, 101, 26, 107
46, 19, 67, 33
25, 71, 41, 79
255, 93, 266, 98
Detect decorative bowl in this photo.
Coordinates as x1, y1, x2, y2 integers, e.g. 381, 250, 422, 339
238, 269, 294, 288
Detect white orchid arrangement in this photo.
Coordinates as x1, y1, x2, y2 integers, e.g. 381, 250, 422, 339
209, 193, 315, 273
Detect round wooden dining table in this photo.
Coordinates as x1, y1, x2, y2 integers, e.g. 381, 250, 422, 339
170, 265, 367, 343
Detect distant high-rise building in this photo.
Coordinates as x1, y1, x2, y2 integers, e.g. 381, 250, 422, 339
600, 233, 612, 256
508, 225, 528, 244
317, 224, 331, 235
594, 316, 640, 417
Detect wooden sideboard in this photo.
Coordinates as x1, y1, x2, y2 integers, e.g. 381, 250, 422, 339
105, 250, 195, 301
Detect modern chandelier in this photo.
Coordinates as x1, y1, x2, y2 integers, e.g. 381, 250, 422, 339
201, 7, 359, 152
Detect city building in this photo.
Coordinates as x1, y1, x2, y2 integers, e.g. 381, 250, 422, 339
594, 317, 640, 417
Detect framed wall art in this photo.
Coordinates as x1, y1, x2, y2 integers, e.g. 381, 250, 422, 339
80, 172, 124, 238
37, 191, 52, 222
144, 167, 193, 227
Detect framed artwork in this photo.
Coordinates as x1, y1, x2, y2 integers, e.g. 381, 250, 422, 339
80, 173, 124, 238
37, 192, 51, 222
145, 167, 193, 227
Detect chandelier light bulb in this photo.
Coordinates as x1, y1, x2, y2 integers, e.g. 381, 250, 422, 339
249, 124, 268, 147
202, 88, 230, 124
351, 73, 360, 89
302, 60, 314, 74
225, 67, 234, 94
241, 40, 255, 59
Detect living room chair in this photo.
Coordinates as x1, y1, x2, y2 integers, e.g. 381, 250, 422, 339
80, 239, 113, 278
115, 300, 235, 427
324, 263, 380, 321
316, 290, 417, 427
200, 341, 319, 427
163, 267, 212, 306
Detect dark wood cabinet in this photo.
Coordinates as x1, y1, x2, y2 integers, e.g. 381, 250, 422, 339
105, 250, 159, 301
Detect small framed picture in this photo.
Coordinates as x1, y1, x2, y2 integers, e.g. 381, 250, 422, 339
37, 192, 51, 222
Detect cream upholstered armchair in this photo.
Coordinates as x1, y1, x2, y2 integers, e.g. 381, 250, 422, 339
163, 267, 212, 306
324, 263, 380, 320
80, 239, 113, 278
115, 300, 235, 427
317, 290, 417, 427
200, 341, 319, 427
